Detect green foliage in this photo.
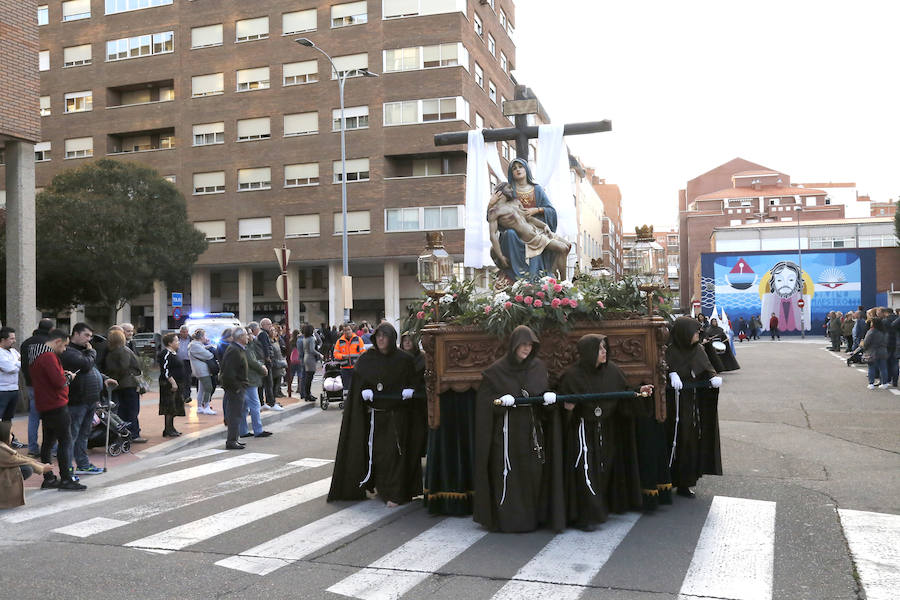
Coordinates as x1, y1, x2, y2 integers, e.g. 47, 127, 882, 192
894, 200, 899, 241
2, 159, 207, 316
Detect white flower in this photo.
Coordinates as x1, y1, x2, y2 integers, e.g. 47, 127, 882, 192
492, 291, 510, 306
439, 294, 455, 304
560, 279, 574, 289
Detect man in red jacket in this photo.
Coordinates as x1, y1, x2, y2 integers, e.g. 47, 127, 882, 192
31, 329, 85, 491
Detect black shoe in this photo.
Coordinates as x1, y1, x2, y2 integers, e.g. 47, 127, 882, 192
240, 433, 253, 438
577, 523, 597, 532
58, 479, 87, 491
225, 442, 246, 450
41, 474, 60, 489
171, 430, 182, 436
676, 487, 696, 498
254, 431, 273, 438
162, 430, 181, 438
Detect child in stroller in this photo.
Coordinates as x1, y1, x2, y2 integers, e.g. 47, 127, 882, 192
87, 400, 133, 456
319, 357, 356, 410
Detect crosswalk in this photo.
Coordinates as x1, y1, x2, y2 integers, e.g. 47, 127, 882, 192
3, 450, 898, 600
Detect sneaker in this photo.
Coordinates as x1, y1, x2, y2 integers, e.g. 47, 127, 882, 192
131, 437, 148, 444
206, 408, 217, 415
879, 384, 891, 389
67, 468, 80, 482
58, 479, 87, 491
261, 404, 271, 411
41, 474, 60, 489
75, 465, 104, 475
270, 403, 285, 411
867, 384, 876, 390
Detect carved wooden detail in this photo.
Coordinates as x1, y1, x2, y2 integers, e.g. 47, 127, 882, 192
422, 318, 670, 428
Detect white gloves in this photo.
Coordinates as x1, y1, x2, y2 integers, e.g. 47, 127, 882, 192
361, 389, 374, 402
543, 392, 557, 406
498, 394, 515, 407
709, 376, 723, 388
669, 372, 683, 390
401, 388, 414, 400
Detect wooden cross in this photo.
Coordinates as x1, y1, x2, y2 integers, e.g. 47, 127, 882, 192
433, 85, 611, 159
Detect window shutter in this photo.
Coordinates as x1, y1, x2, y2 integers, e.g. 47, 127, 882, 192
284, 112, 318, 135
283, 60, 317, 78
236, 17, 269, 39
236, 67, 269, 85
62, 0, 90, 18
332, 106, 368, 120
237, 117, 271, 138
421, 0, 460, 16
283, 9, 316, 34
191, 24, 223, 47
285, 215, 320, 237
65, 137, 92, 152
285, 163, 319, 180
332, 1, 367, 18
333, 158, 369, 173
194, 221, 226, 240
193, 122, 224, 135
332, 53, 368, 74
334, 211, 370, 233
63, 44, 91, 64
383, 0, 418, 18
193, 171, 225, 188
192, 73, 223, 95
238, 167, 271, 184
238, 217, 272, 238
34, 141, 51, 152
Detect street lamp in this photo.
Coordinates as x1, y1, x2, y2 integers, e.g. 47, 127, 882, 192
797, 206, 805, 339
632, 226, 666, 315
295, 38, 379, 324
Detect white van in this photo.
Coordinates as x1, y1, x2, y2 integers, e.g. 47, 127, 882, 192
184, 312, 242, 345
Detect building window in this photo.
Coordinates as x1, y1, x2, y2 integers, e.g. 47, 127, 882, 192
105, 0, 172, 15
499, 8, 507, 29
332, 53, 368, 78
384, 42, 467, 72
191, 73, 224, 97
194, 220, 226, 242
64, 90, 93, 113
191, 24, 223, 48
283, 60, 318, 85
40, 96, 50, 117
473, 13, 483, 37
385, 205, 462, 231
106, 31, 173, 61
163, 175, 175, 183
238, 217, 272, 241
285, 214, 320, 238
284, 112, 319, 136
39, 50, 49, 71
193, 122, 224, 146
489, 81, 496, 103
193, 171, 225, 194
34, 142, 51, 162
285, 163, 320, 187
383, 0, 465, 19
333, 211, 370, 234
283, 9, 317, 35
475, 113, 484, 129
500, 51, 507, 72
63, 44, 92, 67
62, 0, 90, 21
332, 158, 369, 183
412, 158, 443, 176
64, 137, 93, 159
384, 96, 469, 126
332, 106, 369, 131
501, 141, 511, 161
237, 117, 271, 141
331, 1, 367, 27
473, 62, 483, 87
237, 167, 272, 191
236, 17, 269, 42
487, 33, 495, 56
38, 5, 48, 26
506, 18, 515, 38
236, 67, 270, 91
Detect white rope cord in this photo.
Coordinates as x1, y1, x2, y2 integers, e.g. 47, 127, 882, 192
575, 417, 596, 496
499, 409, 511, 505
668, 388, 680, 468
358, 408, 375, 487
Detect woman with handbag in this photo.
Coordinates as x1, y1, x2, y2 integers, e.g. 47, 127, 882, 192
104, 330, 147, 443
189, 329, 218, 415
158, 333, 186, 436
861, 309, 889, 389
301, 324, 322, 402
287, 329, 301, 397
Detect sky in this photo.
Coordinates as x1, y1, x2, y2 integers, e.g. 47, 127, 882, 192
513, 0, 900, 229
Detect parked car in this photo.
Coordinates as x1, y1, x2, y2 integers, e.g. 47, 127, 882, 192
132, 333, 157, 355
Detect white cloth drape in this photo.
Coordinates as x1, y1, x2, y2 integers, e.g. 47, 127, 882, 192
535, 124, 577, 244
464, 129, 505, 268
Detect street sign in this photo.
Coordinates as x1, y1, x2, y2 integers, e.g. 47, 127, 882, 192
274, 247, 292, 271
173, 307, 182, 319
275, 274, 287, 301
172, 292, 183, 307
797, 298, 805, 308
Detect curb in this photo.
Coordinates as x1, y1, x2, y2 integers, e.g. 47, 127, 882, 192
137, 401, 319, 457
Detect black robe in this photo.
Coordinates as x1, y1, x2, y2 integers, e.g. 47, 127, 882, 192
703, 325, 740, 372
473, 326, 565, 533
665, 318, 723, 490
328, 323, 416, 504
401, 335, 427, 499
558, 334, 643, 528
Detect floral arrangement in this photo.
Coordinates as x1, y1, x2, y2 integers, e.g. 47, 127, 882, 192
403, 273, 672, 339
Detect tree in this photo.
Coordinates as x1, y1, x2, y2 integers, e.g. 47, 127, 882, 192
1, 160, 207, 324
895, 200, 899, 242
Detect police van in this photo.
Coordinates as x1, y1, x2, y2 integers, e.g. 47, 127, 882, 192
184, 312, 242, 345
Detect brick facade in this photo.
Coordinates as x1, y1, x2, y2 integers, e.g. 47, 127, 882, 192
0, 0, 40, 144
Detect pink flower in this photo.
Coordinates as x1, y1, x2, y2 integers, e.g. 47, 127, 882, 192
570, 300, 578, 308
541, 284, 548, 291
551, 298, 562, 308
416, 311, 425, 319
536, 291, 545, 299
553, 284, 563, 293
422, 302, 428, 309
524, 296, 533, 305
484, 305, 492, 314
596, 300, 605, 308
548, 277, 557, 285
515, 294, 524, 302
503, 301, 512, 309
453, 293, 458, 298
533, 299, 543, 308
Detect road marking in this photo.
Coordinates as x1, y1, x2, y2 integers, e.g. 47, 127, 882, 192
52, 458, 332, 538
125, 476, 332, 553
327, 517, 488, 599
491, 513, 641, 600
677, 496, 775, 600
216, 500, 397, 575
161, 448, 227, 466
889, 389, 900, 396
5, 453, 276, 524
838, 509, 900, 600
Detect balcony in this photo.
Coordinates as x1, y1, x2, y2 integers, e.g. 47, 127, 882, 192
107, 127, 175, 155
107, 80, 174, 109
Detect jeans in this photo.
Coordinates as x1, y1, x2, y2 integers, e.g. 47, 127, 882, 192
868, 359, 889, 385
302, 368, 315, 400
223, 388, 244, 445
27, 387, 41, 454
289, 363, 303, 389
0, 390, 18, 420
239, 387, 263, 436
181, 360, 193, 400
770, 328, 780, 340
888, 355, 899, 386
41, 406, 72, 481
198, 375, 213, 409
67, 402, 96, 470
114, 387, 141, 438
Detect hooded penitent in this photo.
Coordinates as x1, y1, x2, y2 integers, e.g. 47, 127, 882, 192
473, 326, 565, 533
666, 317, 716, 382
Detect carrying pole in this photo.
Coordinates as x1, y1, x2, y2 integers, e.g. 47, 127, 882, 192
103, 385, 114, 472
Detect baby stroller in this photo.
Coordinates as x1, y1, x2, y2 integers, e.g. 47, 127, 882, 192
319, 358, 352, 411
846, 346, 865, 366
87, 400, 133, 456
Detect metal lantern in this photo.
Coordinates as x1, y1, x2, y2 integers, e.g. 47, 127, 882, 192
417, 232, 453, 294
632, 235, 666, 287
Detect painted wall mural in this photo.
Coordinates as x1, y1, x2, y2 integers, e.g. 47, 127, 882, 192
700, 250, 876, 334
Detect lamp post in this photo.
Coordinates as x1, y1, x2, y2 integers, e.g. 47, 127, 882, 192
295, 38, 378, 324
632, 226, 666, 316
417, 232, 454, 323
797, 206, 805, 339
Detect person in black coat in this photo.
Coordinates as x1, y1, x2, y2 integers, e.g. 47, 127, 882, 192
328, 322, 417, 506
400, 331, 428, 498
157, 333, 186, 437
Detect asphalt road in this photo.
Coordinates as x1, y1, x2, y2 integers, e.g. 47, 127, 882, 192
1, 339, 897, 600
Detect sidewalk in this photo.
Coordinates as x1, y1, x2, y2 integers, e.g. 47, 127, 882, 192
11, 377, 322, 487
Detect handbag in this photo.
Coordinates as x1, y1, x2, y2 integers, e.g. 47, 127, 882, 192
205, 357, 220, 376
136, 375, 151, 395
862, 352, 875, 365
